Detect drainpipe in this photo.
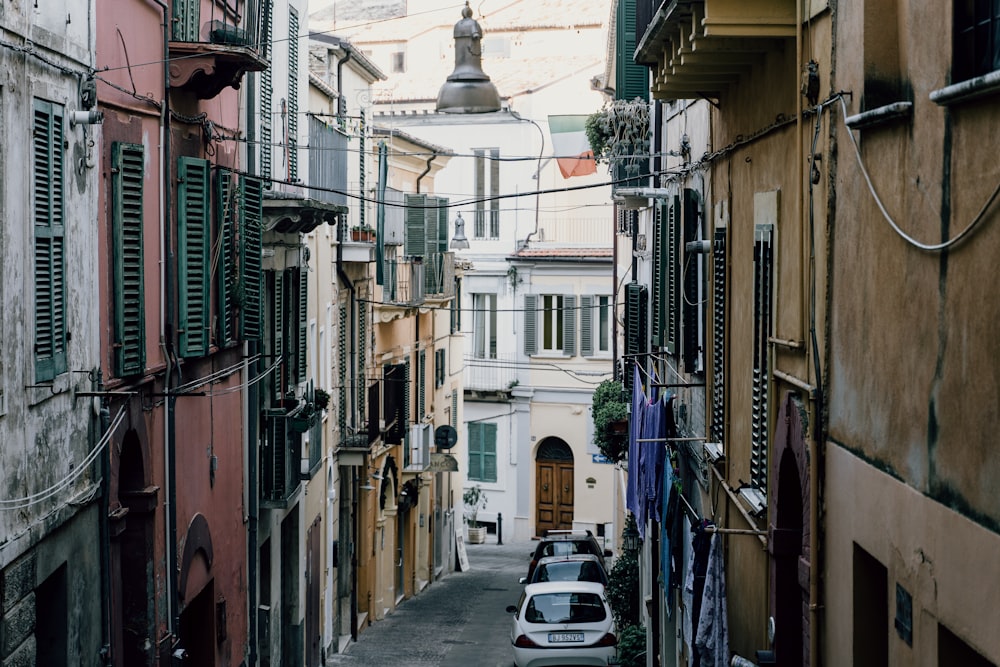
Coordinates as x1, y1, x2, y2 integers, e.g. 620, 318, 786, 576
150, 0, 180, 656
416, 154, 437, 194
612, 203, 619, 379
97, 370, 112, 666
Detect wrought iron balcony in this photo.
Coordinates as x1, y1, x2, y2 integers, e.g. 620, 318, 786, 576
169, 0, 270, 99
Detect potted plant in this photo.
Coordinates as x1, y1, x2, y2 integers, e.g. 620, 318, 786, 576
313, 387, 330, 411
289, 401, 317, 433
463, 484, 488, 544
350, 225, 375, 242
592, 379, 630, 464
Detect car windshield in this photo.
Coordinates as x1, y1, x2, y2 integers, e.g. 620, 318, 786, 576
524, 592, 607, 624
534, 561, 605, 584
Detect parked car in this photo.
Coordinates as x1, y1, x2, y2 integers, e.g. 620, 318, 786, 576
525, 530, 612, 582
506, 581, 618, 667
519, 554, 609, 587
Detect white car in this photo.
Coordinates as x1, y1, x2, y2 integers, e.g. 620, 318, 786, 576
506, 581, 619, 667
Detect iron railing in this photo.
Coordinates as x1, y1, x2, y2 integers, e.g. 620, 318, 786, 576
173, 0, 271, 60
464, 354, 516, 392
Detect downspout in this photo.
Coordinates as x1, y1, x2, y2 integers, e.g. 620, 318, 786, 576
416, 154, 437, 194
612, 203, 619, 379
151, 0, 180, 655
97, 370, 112, 666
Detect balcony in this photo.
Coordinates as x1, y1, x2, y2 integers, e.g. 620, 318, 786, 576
309, 116, 348, 209
383, 257, 425, 307
424, 252, 455, 300
534, 218, 613, 246
335, 432, 371, 467
169, 0, 270, 99
464, 354, 516, 393
635, 0, 794, 101
261, 402, 303, 505
338, 221, 375, 263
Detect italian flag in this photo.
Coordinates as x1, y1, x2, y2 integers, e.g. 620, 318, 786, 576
548, 115, 598, 179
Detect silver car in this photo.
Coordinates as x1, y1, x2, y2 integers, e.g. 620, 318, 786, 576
506, 581, 619, 667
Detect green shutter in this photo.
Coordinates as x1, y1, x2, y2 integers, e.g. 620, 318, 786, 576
112, 142, 147, 377
403, 359, 411, 439
710, 224, 727, 444
469, 422, 482, 480
474, 150, 485, 237
625, 282, 647, 358
288, 7, 299, 181
177, 157, 211, 357
682, 189, 701, 372
274, 271, 285, 397
751, 224, 773, 491
357, 298, 367, 422
404, 194, 427, 257
260, 3, 273, 181
172, 0, 200, 41
338, 306, 348, 432
666, 196, 680, 355
563, 295, 577, 356
489, 149, 500, 237
216, 168, 238, 346
652, 201, 665, 347
298, 268, 308, 383
483, 423, 497, 482
580, 295, 594, 357
523, 294, 537, 356
437, 199, 450, 253
615, 0, 648, 101
33, 99, 67, 382
451, 391, 458, 428
418, 349, 426, 418
241, 175, 263, 340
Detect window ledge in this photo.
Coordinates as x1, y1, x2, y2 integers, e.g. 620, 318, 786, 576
845, 102, 913, 130
930, 70, 1000, 106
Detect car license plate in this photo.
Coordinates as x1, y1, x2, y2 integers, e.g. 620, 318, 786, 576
548, 632, 584, 643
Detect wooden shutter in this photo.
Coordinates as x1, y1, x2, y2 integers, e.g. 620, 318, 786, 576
469, 423, 483, 480
177, 157, 211, 357
435, 348, 446, 387
579, 295, 594, 357
451, 391, 458, 428
562, 295, 577, 356
338, 306, 348, 432
404, 193, 426, 257
172, 0, 199, 41
216, 168, 238, 346
474, 150, 485, 237
615, 0, 648, 102
682, 189, 701, 373
523, 294, 538, 355
33, 99, 67, 382
666, 196, 680, 355
259, 2, 273, 182
483, 423, 498, 482
437, 199, 450, 253
710, 221, 727, 445
112, 142, 147, 377
751, 223, 774, 490
652, 201, 665, 347
489, 149, 500, 237
298, 268, 307, 383
274, 271, 286, 398
287, 7, 299, 181
242, 175, 264, 340
625, 282, 648, 358
357, 297, 367, 422
418, 350, 426, 419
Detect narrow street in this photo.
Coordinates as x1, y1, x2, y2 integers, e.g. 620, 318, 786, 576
326, 539, 532, 666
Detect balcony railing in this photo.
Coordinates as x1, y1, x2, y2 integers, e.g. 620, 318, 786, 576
169, 0, 270, 98
534, 218, 613, 246
464, 354, 516, 393
385, 257, 425, 306
425, 252, 455, 299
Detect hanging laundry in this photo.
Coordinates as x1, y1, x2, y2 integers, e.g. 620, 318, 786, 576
689, 521, 714, 667
626, 366, 645, 522
695, 533, 730, 667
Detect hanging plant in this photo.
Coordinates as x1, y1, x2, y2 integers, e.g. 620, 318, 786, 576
585, 99, 651, 179
592, 379, 630, 464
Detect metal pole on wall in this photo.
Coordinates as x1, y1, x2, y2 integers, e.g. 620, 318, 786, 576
497, 512, 503, 545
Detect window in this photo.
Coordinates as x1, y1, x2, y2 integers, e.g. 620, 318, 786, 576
217, 170, 263, 346
472, 293, 497, 358
750, 221, 774, 492
523, 294, 577, 356
473, 149, 500, 238
468, 422, 497, 482
624, 283, 648, 380
111, 142, 146, 377
287, 7, 299, 181
33, 99, 67, 382
435, 348, 446, 387
580, 295, 611, 357
451, 278, 462, 333
853, 544, 888, 667
391, 50, 406, 73
954, 0, 1000, 83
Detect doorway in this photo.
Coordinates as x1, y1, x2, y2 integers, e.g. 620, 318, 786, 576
535, 438, 574, 535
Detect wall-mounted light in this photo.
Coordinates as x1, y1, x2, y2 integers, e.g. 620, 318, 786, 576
70, 110, 103, 126
451, 212, 470, 249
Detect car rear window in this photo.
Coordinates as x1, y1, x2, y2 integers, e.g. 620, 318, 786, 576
541, 540, 599, 559
534, 561, 606, 585
524, 592, 607, 624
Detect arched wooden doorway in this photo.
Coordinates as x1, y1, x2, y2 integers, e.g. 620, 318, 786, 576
769, 392, 811, 667
535, 438, 574, 535
117, 429, 155, 667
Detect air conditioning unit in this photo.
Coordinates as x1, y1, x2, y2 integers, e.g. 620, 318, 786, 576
703, 442, 725, 464
738, 486, 767, 518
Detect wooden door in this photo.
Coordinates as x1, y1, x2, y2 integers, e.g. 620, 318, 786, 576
536, 459, 574, 535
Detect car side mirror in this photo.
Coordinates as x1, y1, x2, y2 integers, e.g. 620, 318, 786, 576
506, 605, 518, 614
518, 577, 527, 584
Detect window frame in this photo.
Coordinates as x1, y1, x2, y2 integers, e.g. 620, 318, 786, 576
472, 292, 498, 359
473, 148, 500, 239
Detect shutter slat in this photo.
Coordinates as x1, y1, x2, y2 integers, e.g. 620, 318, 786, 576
178, 156, 211, 357
113, 142, 147, 376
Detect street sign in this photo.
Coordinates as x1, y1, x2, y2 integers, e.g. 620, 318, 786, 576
434, 425, 458, 450
591, 453, 613, 464
427, 452, 459, 472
